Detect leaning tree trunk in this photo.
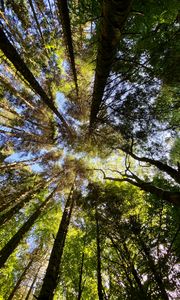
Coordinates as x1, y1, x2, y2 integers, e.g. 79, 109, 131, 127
136, 234, 169, 300
0, 182, 45, 226
123, 242, 149, 300
0, 28, 72, 135
89, 0, 133, 131
103, 174, 180, 206
37, 183, 76, 300
57, 0, 78, 94
121, 148, 180, 184
95, 207, 104, 300
24, 261, 42, 300
7, 256, 34, 300
0, 187, 57, 268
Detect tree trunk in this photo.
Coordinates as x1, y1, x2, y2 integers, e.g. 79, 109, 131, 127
0, 28, 72, 135
57, 0, 78, 94
137, 235, 169, 300
121, 148, 180, 184
0, 183, 44, 226
7, 257, 34, 300
28, 0, 45, 44
77, 237, 86, 300
0, 187, 57, 268
24, 262, 42, 300
37, 184, 76, 300
95, 207, 104, 300
109, 235, 147, 299
123, 242, 149, 300
103, 175, 180, 206
89, 0, 133, 131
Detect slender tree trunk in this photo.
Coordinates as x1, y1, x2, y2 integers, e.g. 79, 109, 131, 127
102, 174, 180, 206
28, 0, 44, 43
123, 242, 149, 299
0, 28, 72, 135
37, 184, 76, 300
137, 236, 169, 300
57, 0, 78, 94
121, 148, 180, 184
0, 187, 57, 268
24, 263, 42, 300
77, 238, 86, 300
95, 207, 104, 300
109, 236, 144, 300
0, 74, 35, 110
0, 184, 44, 226
7, 257, 34, 300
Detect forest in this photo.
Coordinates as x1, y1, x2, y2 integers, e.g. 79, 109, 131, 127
0, 0, 180, 299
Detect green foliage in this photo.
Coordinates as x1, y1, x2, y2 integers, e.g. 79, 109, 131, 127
0, 0, 179, 299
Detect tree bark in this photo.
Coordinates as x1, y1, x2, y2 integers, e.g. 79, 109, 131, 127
102, 173, 180, 206
123, 242, 149, 300
0, 187, 57, 268
95, 207, 104, 300
7, 257, 34, 300
0, 28, 72, 135
57, 0, 78, 94
37, 184, 76, 300
136, 235, 169, 300
77, 237, 86, 300
121, 148, 180, 184
0, 183, 44, 226
109, 236, 148, 299
89, 0, 133, 131
24, 262, 42, 300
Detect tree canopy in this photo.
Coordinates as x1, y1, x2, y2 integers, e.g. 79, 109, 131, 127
0, 0, 179, 299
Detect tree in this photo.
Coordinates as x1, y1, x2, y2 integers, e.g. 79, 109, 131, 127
0, 1, 179, 299
38, 182, 77, 299
0, 186, 58, 268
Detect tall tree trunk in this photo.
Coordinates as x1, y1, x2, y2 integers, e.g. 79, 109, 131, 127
28, 0, 45, 44
7, 257, 34, 300
0, 187, 57, 268
24, 262, 42, 300
123, 242, 149, 300
109, 235, 145, 299
95, 207, 104, 300
57, 0, 78, 95
137, 235, 169, 300
0, 74, 36, 110
77, 237, 86, 300
0, 28, 72, 135
37, 183, 76, 300
0, 183, 44, 226
89, 0, 133, 131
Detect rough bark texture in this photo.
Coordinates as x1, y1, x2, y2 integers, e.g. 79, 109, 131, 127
25, 262, 42, 300
7, 257, 34, 300
57, 0, 78, 94
0, 28, 71, 134
0, 188, 56, 268
95, 207, 104, 300
37, 185, 75, 300
89, 0, 133, 132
